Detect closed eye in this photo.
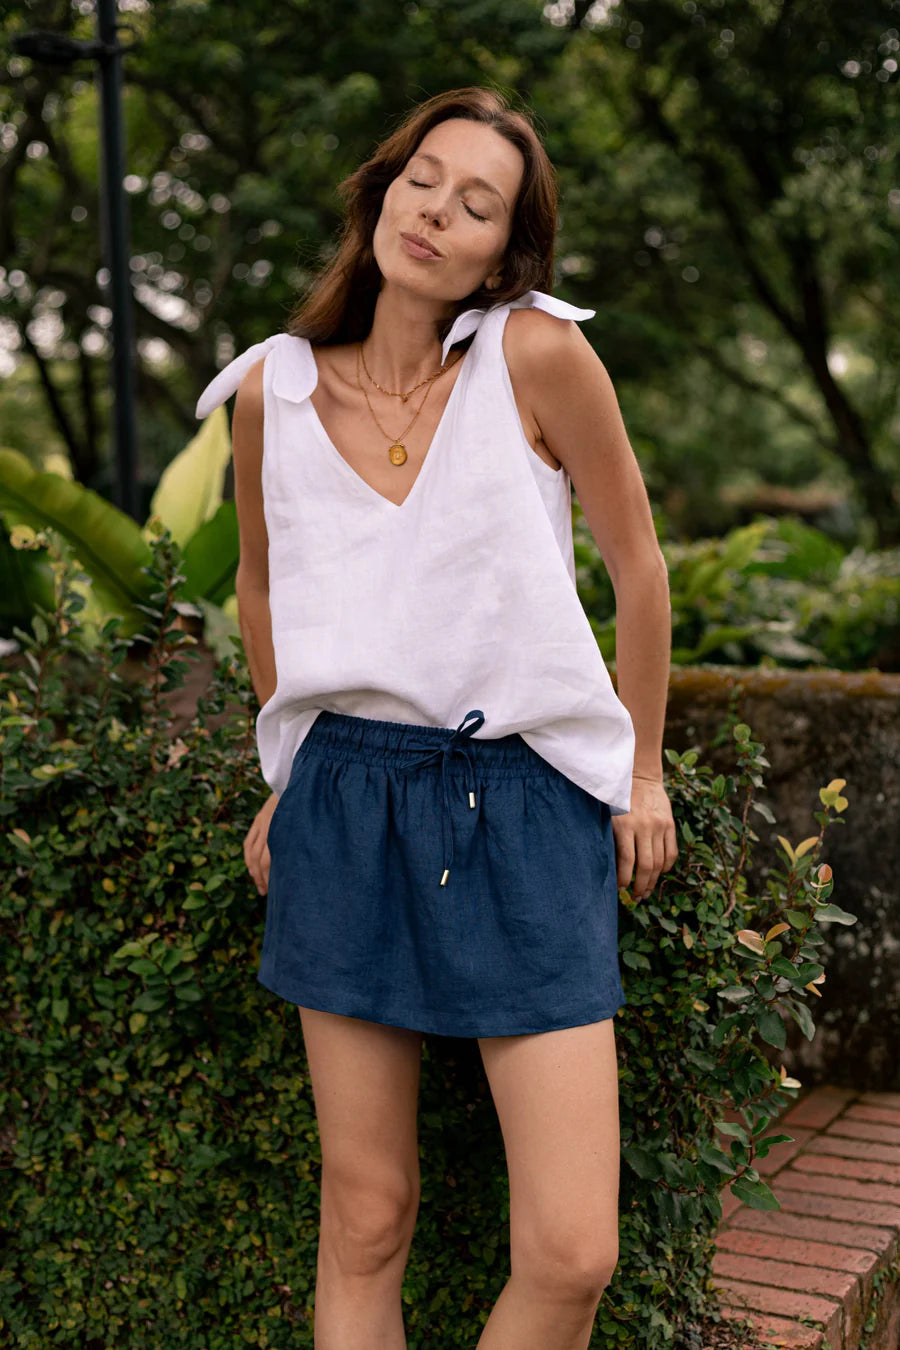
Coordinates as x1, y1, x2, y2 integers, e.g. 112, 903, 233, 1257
407, 178, 488, 223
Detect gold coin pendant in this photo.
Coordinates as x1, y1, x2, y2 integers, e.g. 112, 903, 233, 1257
388, 443, 408, 466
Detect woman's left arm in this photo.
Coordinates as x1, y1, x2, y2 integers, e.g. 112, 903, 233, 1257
505, 310, 679, 902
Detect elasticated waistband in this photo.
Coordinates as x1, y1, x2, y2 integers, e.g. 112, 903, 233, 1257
301, 708, 556, 779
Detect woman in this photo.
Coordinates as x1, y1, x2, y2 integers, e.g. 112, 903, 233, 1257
195, 87, 677, 1350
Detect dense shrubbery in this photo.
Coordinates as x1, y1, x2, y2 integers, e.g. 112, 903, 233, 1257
1, 529, 855, 1348
576, 510, 900, 672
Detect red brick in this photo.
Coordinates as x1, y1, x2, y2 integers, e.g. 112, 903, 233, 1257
827, 1115, 900, 1146
808, 1133, 900, 1165
727, 1206, 900, 1259
715, 1227, 877, 1275
718, 1305, 824, 1348
859, 1091, 900, 1111
779, 1087, 858, 1131
711, 1277, 841, 1347
712, 1251, 856, 1308
844, 1102, 900, 1129
720, 1185, 744, 1223
772, 1175, 900, 1225
788, 1152, 900, 1186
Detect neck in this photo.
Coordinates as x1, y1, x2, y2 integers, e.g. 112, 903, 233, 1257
363, 284, 456, 388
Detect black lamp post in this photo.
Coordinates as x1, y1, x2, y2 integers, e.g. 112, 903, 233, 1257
11, 1, 141, 521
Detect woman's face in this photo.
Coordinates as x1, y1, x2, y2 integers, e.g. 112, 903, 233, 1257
372, 117, 525, 306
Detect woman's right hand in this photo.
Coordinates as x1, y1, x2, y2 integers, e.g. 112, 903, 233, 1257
244, 792, 279, 896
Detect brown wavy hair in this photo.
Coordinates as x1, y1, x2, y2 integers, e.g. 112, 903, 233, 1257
285, 87, 558, 347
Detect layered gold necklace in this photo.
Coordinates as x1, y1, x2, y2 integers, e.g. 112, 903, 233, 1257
355, 343, 460, 467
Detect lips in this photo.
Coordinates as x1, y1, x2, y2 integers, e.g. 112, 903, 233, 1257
400, 231, 443, 260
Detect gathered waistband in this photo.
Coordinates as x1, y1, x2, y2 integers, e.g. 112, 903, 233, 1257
300, 708, 556, 777
299, 709, 556, 887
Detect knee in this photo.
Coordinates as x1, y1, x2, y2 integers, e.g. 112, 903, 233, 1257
514, 1226, 619, 1305
321, 1173, 420, 1276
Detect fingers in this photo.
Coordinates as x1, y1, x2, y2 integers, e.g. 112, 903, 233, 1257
632, 828, 664, 901
663, 820, 678, 873
243, 817, 269, 897
612, 806, 680, 902
242, 793, 280, 897
612, 817, 634, 891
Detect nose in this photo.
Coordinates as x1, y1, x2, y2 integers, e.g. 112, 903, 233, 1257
419, 195, 448, 230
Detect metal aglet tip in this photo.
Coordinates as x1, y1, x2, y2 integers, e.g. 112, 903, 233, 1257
440, 868, 450, 886
469, 791, 476, 808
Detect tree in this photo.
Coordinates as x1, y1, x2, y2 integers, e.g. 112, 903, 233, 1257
550, 0, 900, 544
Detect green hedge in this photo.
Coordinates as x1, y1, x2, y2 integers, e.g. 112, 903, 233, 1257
0, 529, 856, 1347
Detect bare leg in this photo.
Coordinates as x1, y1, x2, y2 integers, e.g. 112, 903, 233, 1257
475, 1018, 621, 1350
297, 1006, 424, 1350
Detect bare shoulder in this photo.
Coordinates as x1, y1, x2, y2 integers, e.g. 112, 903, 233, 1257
503, 306, 602, 392
233, 354, 266, 419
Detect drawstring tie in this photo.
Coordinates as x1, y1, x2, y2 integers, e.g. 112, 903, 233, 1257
398, 710, 485, 885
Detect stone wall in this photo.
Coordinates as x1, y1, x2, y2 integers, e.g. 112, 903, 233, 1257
663, 666, 900, 1094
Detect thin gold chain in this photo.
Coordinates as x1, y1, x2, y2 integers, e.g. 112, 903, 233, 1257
355, 345, 437, 445
359, 340, 457, 402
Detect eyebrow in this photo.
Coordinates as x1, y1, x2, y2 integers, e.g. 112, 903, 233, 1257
410, 151, 509, 211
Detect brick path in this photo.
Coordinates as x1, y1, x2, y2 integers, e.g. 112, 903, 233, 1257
711, 1087, 900, 1350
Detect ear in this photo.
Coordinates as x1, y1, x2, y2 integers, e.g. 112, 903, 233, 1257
484, 271, 503, 292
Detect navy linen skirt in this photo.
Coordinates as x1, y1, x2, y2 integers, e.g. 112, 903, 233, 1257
259, 709, 627, 1038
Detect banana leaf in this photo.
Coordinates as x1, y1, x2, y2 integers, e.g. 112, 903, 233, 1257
0, 447, 155, 630
144, 405, 232, 549
181, 500, 239, 608
0, 523, 57, 635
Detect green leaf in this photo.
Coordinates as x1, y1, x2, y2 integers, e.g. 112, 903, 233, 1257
133, 990, 168, 1012
753, 1133, 793, 1160
127, 958, 160, 976
785, 998, 816, 1041
784, 909, 810, 928
698, 1143, 733, 1174
623, 1144, 659, 1180
180, 499, 238, 604
174, 984, 203, 1003
182, 894, 209, 911
814, 903, 857, 925
730, 1176, 781, 1210
0, 447, 155, 632
149, 405, 232, 551
714, 1120, 749, 1145
754, 1008, 786, 1049
717, 985, 753, 1002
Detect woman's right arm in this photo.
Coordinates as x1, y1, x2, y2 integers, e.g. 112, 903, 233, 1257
232, 357, 276, 710
232, 357, 280, 895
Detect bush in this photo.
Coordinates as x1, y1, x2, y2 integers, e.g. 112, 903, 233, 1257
575, 509, 900, 672
0, 529, 855, 1348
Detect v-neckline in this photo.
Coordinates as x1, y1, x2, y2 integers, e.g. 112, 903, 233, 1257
306, 344, 468, 511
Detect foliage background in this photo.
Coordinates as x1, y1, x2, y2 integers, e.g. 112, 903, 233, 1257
0, 533, 857, 1348
1, 0, 898, 545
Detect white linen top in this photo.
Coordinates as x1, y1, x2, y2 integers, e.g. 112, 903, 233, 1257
195, 290, 635, 812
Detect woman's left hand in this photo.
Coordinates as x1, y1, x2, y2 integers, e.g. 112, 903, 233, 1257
611, 777, 679, 902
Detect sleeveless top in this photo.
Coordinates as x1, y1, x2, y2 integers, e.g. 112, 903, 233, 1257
194, 290, 635, 814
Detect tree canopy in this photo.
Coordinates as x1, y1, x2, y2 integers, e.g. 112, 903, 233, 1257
2, 0, 897, 542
